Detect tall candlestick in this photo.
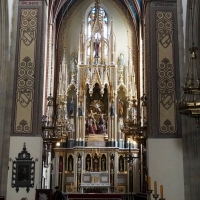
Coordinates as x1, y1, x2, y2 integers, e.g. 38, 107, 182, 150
148, 176, 151, 190
154, 181, 157, 195
160, 185, 163, 198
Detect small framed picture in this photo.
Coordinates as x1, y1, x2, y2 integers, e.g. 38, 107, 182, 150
11, 143, 36, 193
17, 163, 31, 183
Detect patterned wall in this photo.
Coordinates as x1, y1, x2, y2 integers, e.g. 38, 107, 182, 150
146, 1, 181, 137
13, 1, 42, 135
156, 11, 176, 134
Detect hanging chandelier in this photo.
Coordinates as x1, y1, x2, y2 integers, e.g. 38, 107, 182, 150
177, 43, 200, 118
135, 94, 147, 139
177, 8, 200, 121
121, 98, 147, 140
42, 93, 72, 144
42, 42, 72, 144
42, 95, 58, 143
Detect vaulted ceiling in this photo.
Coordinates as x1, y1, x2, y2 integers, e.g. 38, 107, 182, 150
48, 0, 145, 31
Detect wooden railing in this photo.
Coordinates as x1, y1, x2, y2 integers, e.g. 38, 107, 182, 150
34, 189, 147, 200
63, 193, 147, 200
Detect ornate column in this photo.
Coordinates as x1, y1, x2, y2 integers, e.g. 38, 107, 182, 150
110, 153, 115, 193
79, 19, 85, 65
145, 1, 183, 199
91, 153, 93, 172
90, 37, 94, 64
76, 96, 80, 145
77, 65, 85, 146
99, 154, 101, 171
8, 1, 45, 199
12, 1, 44, 135
110, 115, 114, 146
74, 151, 78, 192
83, 93, 86, 143
77, 153, 82, 192
114, 66, 118, 147
62, 153, 66, 192
114, 151, 118, 193
101, 38, 105, 64
109, 20, 116, 65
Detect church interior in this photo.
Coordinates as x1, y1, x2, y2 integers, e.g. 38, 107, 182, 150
1, 0, 200, 200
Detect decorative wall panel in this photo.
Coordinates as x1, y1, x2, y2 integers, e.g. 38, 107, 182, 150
13, 1, 42, 135
146, 1, 181, 137
156, 11, 176, 133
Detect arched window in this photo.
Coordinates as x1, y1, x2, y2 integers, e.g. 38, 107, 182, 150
87, 4, 108, 57
87, 5, 108, 38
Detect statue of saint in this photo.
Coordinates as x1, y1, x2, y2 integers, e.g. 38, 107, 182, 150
77, 157, 81, 172
128, 103, 134, 119
102, 158, 106, 171
87, 115, 97, 134
78, 102, 83, 116
110, 103, 115, 116
86, 157, 91, 171
97, 115, 106, 134
118, 98, 124, 117
118, 53, 125, 71
110, 158, 114, 172
94, 39, 100, 58
69, 97, 75, 117
120, 158, 124, 172
70, 52, 77, 74
94, 158, 99, 172
69, 158, 73, 171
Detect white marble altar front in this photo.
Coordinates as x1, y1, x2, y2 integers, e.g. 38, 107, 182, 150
80, 172, 111, 193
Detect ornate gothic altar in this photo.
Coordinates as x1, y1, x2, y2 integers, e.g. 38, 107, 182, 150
42, 0, 147, 195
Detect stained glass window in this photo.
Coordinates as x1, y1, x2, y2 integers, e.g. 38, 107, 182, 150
87, 6, 108, 38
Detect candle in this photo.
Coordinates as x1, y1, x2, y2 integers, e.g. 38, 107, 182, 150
154, 181, 157, 195
71, 183, 72, 188
160, 185, 163, 198
148, 176, 151, 190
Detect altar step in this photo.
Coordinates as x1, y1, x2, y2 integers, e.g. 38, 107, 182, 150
68, 193, 122, 200
67, 193, 147, 200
